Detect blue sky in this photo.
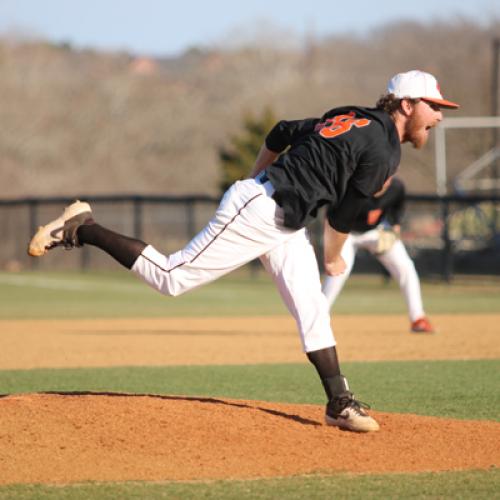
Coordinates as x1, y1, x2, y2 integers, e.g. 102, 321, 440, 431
0, 0, 498, 57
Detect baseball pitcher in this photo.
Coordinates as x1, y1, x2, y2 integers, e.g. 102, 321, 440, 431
28, 70, 458, 432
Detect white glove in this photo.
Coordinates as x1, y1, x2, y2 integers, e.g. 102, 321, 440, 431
376, 225, 398, 254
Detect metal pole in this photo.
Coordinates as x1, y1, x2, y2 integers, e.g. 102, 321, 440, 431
492, 38, 500, 131
435, 125, 447, 196
492, 38, 500, 232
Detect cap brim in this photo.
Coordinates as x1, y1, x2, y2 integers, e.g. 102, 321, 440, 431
422, 97, 460, 109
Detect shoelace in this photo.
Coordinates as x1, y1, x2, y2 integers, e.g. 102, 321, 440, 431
334, 395, 371, 416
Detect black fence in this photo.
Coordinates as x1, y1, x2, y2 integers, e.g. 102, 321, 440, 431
1, 193, 499, 281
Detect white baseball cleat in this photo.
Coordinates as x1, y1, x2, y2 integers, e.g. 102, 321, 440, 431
325, 393, 380, 432
27, 200, 92, 257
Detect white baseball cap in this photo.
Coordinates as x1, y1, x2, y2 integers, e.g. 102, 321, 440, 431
387, 70, 459, 109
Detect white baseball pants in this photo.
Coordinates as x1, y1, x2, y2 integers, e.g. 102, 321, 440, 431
322, 229, 425, 321
132, 177, 335, 353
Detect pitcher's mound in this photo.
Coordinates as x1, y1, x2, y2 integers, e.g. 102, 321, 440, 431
1, 393, 498, 485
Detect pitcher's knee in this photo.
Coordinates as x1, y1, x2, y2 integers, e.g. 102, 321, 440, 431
163, 283, 186, 297
153, 274, 189, 297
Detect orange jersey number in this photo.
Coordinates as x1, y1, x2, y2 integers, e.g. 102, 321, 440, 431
316, 111, 371, 139
367, 209, 383, 226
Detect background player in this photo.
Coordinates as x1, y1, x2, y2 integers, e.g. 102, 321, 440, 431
28, 70, 458, 433
322, 177, 434, 333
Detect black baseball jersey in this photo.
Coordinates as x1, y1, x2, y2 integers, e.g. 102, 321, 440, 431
264, 106, 401, 231
351, 177, 406, 233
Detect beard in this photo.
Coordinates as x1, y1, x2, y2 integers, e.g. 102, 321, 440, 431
404, 114, 430, 149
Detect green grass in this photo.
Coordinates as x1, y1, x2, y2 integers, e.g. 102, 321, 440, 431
0, 270, 498, 497
0, 270, 287, 318
0, 270, 500, 319
1, 360, 499, 421
1, 469, 498, 499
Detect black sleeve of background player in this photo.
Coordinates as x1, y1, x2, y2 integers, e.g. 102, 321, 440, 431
326, 185, 370, 233
265, 118, 320, 153
382, 178, 406, 225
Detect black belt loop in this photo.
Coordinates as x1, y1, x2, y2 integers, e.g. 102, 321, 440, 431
256, 170, 269, 184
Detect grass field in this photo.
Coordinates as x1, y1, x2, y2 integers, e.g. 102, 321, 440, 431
1, 470, 498, 500
1, 270, 500, 318
0, 270, 499, 498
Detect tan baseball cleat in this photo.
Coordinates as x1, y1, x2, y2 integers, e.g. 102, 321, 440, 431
27, 200, 92, 257
325, 393, 380, 432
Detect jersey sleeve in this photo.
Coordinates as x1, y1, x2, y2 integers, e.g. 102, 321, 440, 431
265, 118, 320, 153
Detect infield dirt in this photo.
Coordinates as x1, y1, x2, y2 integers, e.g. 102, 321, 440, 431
0, 314, 499, 485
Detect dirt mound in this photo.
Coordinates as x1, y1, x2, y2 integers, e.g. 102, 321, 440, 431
1, 393, 498, 485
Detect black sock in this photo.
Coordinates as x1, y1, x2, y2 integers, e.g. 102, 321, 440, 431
306, 346, 342, 400
77, 221, 147, 269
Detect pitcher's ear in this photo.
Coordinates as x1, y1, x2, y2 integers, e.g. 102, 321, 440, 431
399, 97, 419, 117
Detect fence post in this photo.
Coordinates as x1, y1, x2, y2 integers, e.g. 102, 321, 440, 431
80, 245, 91, 271
186, 200, 195, 239
440, 198, 453, 282
133, 197, 143, 240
